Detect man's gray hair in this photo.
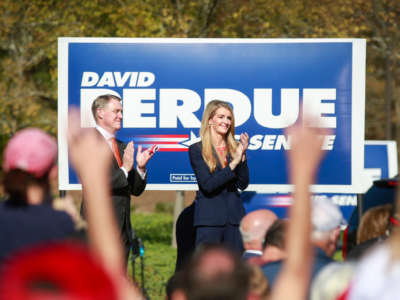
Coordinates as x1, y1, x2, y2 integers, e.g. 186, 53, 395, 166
311, 198, 346, 240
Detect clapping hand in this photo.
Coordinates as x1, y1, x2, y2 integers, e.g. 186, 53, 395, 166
229, 132, 249, 170
239, 132, 249, 150
122, 142, 135, 172
136, 144, 156, 173
239, 132, 249, 161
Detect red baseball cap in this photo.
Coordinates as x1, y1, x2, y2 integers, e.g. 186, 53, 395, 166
3, 128, 57, 178
0, 242, 118, 300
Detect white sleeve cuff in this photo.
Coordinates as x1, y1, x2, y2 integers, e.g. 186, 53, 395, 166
136, 166, 147, 180
120, 166, 128, 178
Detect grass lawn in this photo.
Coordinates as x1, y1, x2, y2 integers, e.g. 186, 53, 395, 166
130, 212, 176, 300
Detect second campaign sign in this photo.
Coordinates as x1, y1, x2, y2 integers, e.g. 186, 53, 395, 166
58, 38, 366, 193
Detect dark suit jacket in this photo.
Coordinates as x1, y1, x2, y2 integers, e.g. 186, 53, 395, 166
111, 138, 146, 246
261, 248, 335, 289
81, 131, 146, 259
189, 141, 249, 227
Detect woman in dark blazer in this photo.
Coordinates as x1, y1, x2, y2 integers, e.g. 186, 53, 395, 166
189, 100, 249, 254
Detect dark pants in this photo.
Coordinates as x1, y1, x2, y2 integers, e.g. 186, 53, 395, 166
195, 224, 243, 255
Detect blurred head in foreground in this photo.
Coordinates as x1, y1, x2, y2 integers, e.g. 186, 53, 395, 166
171, 244, 252, 300
2, 128, 58, 205
0, 242, 117, 300
310, 262, 355, 300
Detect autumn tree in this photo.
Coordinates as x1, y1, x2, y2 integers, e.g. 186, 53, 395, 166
0, 0, 398, 162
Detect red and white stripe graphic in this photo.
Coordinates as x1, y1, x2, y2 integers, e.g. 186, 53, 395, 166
133, 134, 189, 152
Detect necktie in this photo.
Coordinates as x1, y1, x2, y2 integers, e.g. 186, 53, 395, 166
110, 137, 122, 167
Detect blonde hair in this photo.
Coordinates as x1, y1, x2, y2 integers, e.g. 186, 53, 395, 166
356, 204, 392, 244
200, 100, 237, 173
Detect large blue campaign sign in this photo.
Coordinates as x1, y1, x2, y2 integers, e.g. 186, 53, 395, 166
243, 140, 398, 221
58, 38, 366, 192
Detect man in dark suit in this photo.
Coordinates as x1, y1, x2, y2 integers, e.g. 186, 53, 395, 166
82, 94, 154, 262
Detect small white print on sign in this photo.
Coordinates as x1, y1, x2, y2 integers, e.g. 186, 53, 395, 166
169, 174, 197, 183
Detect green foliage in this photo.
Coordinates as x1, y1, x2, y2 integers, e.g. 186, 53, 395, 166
131, 212, 174, 244
155, 202, 174, 214
129, 212, 176, 300
129, 242, 177, 300
0, 0, 399, 164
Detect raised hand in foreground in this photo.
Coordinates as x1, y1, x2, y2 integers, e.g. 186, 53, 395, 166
270, 118, 331, 300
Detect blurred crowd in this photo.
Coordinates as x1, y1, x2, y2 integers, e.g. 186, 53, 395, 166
0, 113, 399, 300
